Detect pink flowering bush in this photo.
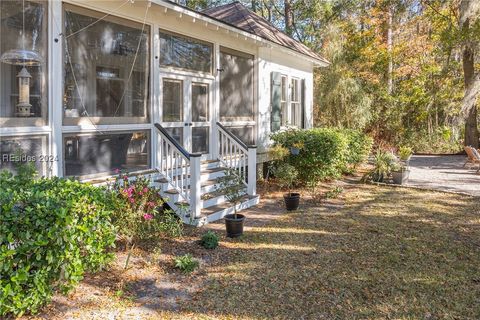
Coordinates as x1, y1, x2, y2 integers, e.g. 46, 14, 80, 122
110, 172, 183, 246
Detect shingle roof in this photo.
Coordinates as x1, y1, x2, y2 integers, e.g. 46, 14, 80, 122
202, 1, 328, 65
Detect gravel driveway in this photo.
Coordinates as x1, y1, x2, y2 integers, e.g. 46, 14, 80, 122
406, 155, 480, 196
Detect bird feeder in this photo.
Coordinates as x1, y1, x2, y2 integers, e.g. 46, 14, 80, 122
16, 67, 32, 117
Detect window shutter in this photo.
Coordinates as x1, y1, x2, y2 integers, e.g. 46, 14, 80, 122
271, 72, 282, 132
301, 79, 306, 128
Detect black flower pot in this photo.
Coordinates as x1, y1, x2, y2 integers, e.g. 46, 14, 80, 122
284, 193, 300, 211
224, 213, 245, 238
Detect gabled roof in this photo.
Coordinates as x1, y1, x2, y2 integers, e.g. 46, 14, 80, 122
203, 1, 328, 65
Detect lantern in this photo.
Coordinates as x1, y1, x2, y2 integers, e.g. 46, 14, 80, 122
16, 67, 32, 117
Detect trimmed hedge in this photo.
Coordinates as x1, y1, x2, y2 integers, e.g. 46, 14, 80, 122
0, 171, 116, 317
270, 127, 372, 185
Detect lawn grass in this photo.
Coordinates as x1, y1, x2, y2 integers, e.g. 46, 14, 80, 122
28, 183, 480, 319
174, 184, 480, 319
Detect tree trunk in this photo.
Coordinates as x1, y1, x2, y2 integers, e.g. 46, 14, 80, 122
284, 0, 293, 36
460, 0, 480, 147
463, 46, 479, 147
386, 5, 394, 95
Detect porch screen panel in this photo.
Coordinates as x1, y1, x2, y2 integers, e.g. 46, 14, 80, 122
192, 83, 208, 122
0, 135, 48, 175
163, 79, 183, 122
227, 126, 254, 146
0, 0, 48, 127
63, 5, 150, 125
159, 30, 213, 73
192, 127, 209, 154
64, 131, 149, 177
219, 48, 254, 122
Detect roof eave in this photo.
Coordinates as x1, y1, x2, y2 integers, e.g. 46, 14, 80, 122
151, 0, 329, 67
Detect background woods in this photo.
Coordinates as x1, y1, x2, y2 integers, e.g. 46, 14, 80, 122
180, 0, 480, 153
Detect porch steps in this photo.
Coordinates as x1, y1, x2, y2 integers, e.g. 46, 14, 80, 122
157, 159, 259, 226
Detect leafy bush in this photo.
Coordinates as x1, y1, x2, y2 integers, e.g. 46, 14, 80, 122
174, 254, 199, 273
200, 231, 219, 249
110, 173, 182, 242
362, 150, 397, 182
0, 171, 116, 317
341, 129, 373, 169
110, 172, 182, 269
271, 127, 372, 187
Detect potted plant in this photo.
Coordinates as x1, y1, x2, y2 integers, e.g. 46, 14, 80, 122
362, 150, 397, 183
398, 146, 413, 166
391, 161, 410, 185
273, 162, 300, 211
216, 169, 247, 238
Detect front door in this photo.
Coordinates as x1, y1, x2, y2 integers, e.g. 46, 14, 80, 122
161, 76, 213, 159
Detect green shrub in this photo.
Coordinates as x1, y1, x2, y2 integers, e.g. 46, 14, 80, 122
110, 173, 182, 242
200, 231, 219, 249
0, 172, 116, 317
340, 129, 373, 169
271, 128, 372, 187
271, 128, 349, 186
174, 254, 199, 273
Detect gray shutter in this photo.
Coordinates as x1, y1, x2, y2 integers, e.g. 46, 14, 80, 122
271, 72, 282, 132
301, 79, 306, 129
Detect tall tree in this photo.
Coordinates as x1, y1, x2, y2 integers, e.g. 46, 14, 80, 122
459, 0, 480, 147
284, 0, 293, 36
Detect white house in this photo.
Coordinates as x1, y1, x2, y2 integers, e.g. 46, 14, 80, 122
0, 0, 328, 224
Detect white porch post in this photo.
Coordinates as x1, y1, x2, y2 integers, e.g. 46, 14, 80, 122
247, 146, 257, 196
190, 153, 202, 218
50, 0, 63, 177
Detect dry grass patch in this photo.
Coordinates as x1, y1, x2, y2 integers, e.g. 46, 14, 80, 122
24, 183, 480, 320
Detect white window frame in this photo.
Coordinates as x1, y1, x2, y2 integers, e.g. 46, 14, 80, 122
279, 75, 303, 129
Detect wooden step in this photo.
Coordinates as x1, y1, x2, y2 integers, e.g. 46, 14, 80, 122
200, 195, 260, 224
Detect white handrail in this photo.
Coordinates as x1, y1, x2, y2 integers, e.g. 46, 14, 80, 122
216, 123, 257, 196
155, 123, 202, 218
158, 133, 191, 201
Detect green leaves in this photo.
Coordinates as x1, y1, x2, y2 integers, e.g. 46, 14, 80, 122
271, 128, 372, 188
0, 173, 116, 317
174, 254, 199, 274
200, 231, 220, 250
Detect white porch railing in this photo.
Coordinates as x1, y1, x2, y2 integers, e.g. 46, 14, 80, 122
154, 123, 202, 218
216, 122, 257, 196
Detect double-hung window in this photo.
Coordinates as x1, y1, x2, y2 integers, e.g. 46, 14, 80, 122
290, 78, 302, 127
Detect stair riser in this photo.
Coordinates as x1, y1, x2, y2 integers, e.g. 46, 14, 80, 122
202, 194, 226, 208
202, 188, 247, 209
202, 161, 220, 170
205, 196, 260, 223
